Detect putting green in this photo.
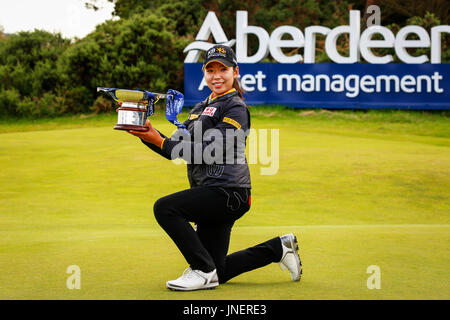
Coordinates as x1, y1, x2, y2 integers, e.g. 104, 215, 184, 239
0, 110, 449, 299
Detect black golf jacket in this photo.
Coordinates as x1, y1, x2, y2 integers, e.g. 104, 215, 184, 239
141, 89, 251, 189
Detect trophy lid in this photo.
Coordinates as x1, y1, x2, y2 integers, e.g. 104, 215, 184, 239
115, 89, 146, 102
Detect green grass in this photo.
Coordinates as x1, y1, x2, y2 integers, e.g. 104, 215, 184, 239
0, 108, 449, 299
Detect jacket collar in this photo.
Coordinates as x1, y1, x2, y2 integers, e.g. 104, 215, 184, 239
205, 88, 238, 106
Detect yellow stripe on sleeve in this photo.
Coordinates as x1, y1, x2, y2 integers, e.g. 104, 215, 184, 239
223, 117, 241, 129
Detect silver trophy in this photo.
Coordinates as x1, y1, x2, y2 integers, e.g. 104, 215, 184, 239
97, 87, 167, 132
97, 87, 185, 132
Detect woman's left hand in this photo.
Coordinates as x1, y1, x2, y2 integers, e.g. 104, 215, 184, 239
128, 120, 164, 147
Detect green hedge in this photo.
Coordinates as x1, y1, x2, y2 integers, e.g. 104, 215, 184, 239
0, 10, 189, 118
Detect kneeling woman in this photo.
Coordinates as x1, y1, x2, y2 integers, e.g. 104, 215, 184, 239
128, 45, 302, 291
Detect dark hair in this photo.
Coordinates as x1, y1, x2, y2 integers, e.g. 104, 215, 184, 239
233, 67, 246, 100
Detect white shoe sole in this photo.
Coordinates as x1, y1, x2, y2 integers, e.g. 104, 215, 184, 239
166, 281, 219, 291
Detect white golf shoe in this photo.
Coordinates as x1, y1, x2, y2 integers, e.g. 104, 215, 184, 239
279, 233, 302, 281
166, 267, 219, 291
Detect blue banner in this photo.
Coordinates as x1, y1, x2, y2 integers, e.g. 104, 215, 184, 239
184, 63, 450, 109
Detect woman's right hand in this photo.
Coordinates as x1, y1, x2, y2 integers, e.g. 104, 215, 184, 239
128, 120, 164, 148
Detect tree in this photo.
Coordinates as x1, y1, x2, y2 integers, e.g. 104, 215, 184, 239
0, 30, 70, 97
375, 0, 449, 26
83, 0, 158, 18
83, 0, 112, 11
0, 24, 8, 40
0, 30, 71, 117
58, 10, 190, 111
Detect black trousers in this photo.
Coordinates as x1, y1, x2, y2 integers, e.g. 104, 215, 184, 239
153, 186, 283, 284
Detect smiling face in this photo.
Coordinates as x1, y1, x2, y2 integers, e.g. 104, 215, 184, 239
203, 62, 239, 98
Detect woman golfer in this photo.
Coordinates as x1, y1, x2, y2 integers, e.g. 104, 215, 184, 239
128, 45, 302, 291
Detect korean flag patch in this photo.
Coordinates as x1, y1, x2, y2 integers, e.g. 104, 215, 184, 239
202, 107, 217, 117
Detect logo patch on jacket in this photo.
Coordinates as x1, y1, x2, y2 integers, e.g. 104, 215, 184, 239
202, 107, 217, 117
188, 113, 199, 120
223, 117, 242, 129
